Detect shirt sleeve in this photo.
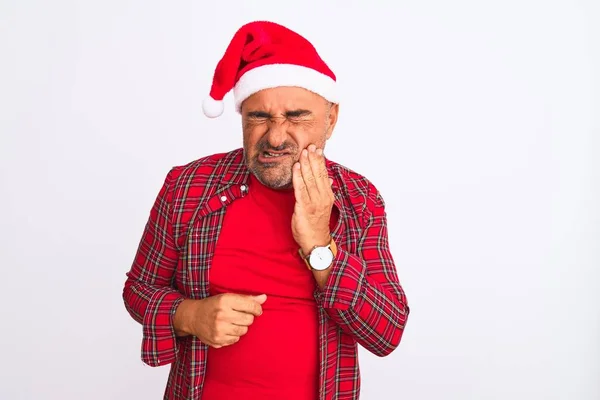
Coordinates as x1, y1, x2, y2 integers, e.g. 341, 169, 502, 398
122, 167, 186, 367
316, 186, 410, 357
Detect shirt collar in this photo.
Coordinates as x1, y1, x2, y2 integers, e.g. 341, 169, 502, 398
217, 148, 250, 186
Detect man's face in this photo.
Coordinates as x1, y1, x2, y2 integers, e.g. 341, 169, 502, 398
241, 86, 339, 189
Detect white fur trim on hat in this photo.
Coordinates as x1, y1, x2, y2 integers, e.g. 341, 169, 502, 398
233, 64, 338, 112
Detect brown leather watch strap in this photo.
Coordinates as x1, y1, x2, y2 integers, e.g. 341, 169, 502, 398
299, 237, 337, 270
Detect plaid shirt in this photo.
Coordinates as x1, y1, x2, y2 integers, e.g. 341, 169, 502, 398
123, 148, 409, 400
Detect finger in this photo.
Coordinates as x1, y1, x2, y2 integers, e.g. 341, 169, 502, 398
215, 335, 241, 348
225, 335, 241, 346
225, 324, 249, 337
230, 294, 265, 316
292, 161, 310, 204
308, 146, 329, 194
253, 294, 267, 304
230, 311, 255, 327
299, 148, 317, 200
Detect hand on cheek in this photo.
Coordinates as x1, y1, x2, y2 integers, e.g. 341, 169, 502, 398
291, 144, 335, 256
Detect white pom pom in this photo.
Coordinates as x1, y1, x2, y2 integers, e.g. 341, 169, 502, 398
202, 97, 224, 118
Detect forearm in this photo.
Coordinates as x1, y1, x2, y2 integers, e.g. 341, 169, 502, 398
122, 167, 191, 366
312, 268, 333, 290
123, 277, 183, 322
329, 276, 408, 356
317, 248, 409, 357
123, 277, 186, 366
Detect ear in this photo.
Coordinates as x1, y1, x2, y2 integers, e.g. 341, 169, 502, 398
325, 103, 339, 140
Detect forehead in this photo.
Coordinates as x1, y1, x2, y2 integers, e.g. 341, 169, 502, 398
242, 87, 324, 111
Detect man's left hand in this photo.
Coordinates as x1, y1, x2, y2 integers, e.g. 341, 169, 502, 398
291, 144, 334, 257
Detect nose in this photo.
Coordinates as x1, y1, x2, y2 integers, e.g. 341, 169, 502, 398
265, 119, 288, 148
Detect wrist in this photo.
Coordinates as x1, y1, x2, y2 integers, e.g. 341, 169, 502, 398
300, 233, 332, 257
299, 235, 338, 272
173, 299, 195, 337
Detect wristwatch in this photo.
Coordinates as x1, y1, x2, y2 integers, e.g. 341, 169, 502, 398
299, 237, 338, 271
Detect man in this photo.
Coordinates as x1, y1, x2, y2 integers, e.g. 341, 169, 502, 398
123, 20, 409, 400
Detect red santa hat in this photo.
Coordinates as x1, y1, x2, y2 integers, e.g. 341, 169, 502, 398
202, 20, 338, 118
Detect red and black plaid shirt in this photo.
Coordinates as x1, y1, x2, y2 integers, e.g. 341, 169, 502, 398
123, 148, 409, 400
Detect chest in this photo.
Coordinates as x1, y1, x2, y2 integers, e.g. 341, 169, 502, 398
208, 189, 315, 300
172, 183, 360, 299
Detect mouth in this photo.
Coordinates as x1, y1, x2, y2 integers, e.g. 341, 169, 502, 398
258, 151, 291, 161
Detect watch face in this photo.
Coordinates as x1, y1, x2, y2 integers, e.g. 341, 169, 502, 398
309, 247, 334, 270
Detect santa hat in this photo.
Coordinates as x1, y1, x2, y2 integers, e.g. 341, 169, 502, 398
202, 20, 338, 118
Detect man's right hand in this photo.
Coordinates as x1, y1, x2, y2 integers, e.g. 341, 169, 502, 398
173, 293, 267, 348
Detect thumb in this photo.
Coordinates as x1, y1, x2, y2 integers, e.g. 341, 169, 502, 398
252, 294, 267, 304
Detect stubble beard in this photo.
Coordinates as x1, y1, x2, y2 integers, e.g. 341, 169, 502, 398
246, 144, 298, 190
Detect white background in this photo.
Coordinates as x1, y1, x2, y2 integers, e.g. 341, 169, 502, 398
1, 1, 598, 399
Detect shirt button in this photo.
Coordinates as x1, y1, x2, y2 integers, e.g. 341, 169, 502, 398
220, 195, 227, 202
240, 184, 247, 192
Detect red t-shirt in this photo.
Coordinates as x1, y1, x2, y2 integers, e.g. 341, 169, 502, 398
201, 173, 321, 400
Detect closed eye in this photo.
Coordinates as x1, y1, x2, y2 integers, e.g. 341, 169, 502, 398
245, 109, 313, 122
246, 111, 271, 120
285, 109, 312, 119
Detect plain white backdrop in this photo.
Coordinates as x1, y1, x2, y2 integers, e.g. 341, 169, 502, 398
1, 1, 598, 399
